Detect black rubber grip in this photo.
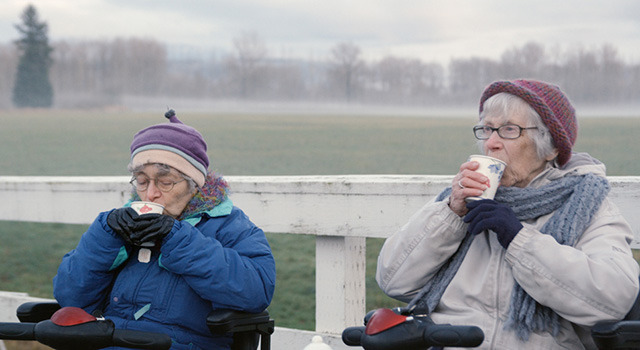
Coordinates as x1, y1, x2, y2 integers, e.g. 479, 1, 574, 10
423, 324, 484, 347
0, 322, 35, 340
113, 329, 172, 350
342, 326, 365, 346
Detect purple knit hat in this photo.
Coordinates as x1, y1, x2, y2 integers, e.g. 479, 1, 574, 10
130, 110, 209, 187
479, 80, 577, 166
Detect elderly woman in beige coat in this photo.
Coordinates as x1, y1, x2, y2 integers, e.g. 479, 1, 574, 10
376, 80, 639, 349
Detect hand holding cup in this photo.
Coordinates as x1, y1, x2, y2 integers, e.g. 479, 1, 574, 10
107, 201, 174, 263
126, 202, 173, 248
107, 202, 172, 247
464, 155, 506, 202
449, 155, 506, 216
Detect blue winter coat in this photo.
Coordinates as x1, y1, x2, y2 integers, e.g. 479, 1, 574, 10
53, 199, 276, 350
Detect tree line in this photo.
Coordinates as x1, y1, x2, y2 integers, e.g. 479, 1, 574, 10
4, 7, 639, 109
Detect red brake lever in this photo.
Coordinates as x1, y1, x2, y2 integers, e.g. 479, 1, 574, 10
365, 308, 408, 335
50, 307, 97, 326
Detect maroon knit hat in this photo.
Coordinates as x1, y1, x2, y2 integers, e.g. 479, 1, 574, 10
130, 110, 209, 187
479, 80, 577, 166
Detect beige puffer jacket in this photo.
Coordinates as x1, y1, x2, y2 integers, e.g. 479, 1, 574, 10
376, 153, 639, 349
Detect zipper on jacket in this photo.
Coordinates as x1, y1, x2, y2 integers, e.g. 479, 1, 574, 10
131, 251, 156, 313
489, 233, 505, 350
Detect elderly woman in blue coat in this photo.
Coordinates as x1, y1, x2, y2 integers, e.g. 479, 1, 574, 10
53, 110, 276, 350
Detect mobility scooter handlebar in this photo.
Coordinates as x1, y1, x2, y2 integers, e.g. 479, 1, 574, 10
0, 306, 171, 350
342, 308, 484, 350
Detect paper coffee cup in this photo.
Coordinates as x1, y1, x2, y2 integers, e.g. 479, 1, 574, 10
129, 201, 164, 262
130, 201, 164, 215
466, 155, 507, 201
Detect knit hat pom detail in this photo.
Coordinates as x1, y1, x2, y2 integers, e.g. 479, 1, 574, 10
165, 108, 183, 124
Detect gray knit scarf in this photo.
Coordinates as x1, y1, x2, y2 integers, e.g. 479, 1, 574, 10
406, 173, 610, 341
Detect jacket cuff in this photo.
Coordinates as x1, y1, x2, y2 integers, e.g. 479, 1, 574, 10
440, 200, 467, 234
504, 226, 534, 261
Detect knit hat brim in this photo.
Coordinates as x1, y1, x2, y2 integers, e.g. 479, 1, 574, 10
132, 149, 206, 187
479, 80, 577, 166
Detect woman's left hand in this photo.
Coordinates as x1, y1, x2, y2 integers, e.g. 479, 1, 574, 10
464, 199, 523, 249
128, 214, 175, 246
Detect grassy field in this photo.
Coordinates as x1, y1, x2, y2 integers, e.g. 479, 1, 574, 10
0, 109, 639, 333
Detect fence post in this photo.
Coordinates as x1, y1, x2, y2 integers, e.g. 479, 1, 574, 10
315, 235, 366, 334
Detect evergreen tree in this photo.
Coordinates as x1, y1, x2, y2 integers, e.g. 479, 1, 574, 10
12, 4, 54, 108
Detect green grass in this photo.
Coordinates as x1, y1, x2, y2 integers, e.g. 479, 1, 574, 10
0, 110, 480, 176
0, 222, 87, 297
0, 110, 638, 331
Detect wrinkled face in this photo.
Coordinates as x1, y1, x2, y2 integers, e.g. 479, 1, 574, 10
480, 112, 548, 188
132, 164, 196, 218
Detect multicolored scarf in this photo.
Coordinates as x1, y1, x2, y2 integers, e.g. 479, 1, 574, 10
130, 171, 229, 221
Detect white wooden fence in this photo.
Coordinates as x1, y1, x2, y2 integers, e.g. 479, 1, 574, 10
1, 175, 639, 349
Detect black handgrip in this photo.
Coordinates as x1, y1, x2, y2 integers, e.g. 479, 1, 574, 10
0, 322, 35, 340
342, 326, 365, 346
592, 320, 640, 349
113, 329, 172, 350
345, 315, 485, 349
423, 324, 484, 347
16, 301, 61, 323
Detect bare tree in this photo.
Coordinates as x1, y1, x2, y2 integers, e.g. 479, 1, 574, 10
370, 56, 443, 105
51, 40, 110, 104
500, 41, 547, 79
598, 44, 624, 102
624, 63, 640, 102
562, 46, 601, 102
448, 57, 500, 101
376, 56, 407, 103
106, 38, 167, 96
264, 60, 307, 100
329, 41, 364, 102
48, 38, 167, 107
224, 31, 268, 99
408, 60, 445, 104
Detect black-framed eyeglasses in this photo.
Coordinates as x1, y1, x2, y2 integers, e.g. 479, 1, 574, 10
129, 175, 186, 192
473, 124, 538, 140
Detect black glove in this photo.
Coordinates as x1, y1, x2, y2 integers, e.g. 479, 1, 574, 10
128, 214, 174, 247
107, 207, 174, 247
464, 199, 523, 249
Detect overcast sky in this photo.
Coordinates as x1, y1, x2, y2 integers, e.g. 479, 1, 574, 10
1, 0, 640, 64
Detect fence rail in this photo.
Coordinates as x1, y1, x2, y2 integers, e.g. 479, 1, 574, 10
1, 175, 639, 349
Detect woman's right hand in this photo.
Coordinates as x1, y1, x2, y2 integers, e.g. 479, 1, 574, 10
449, 160, 490, 216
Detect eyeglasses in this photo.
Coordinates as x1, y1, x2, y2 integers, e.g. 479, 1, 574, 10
130, 175, 186, 192
473, 124, 538, 140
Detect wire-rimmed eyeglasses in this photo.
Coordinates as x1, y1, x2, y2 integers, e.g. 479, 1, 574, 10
129, 175, 186, 192
473, 124, 538, 140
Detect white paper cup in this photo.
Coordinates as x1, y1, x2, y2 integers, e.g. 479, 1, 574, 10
465, 155, 507, 201
130, 201, 164, 215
